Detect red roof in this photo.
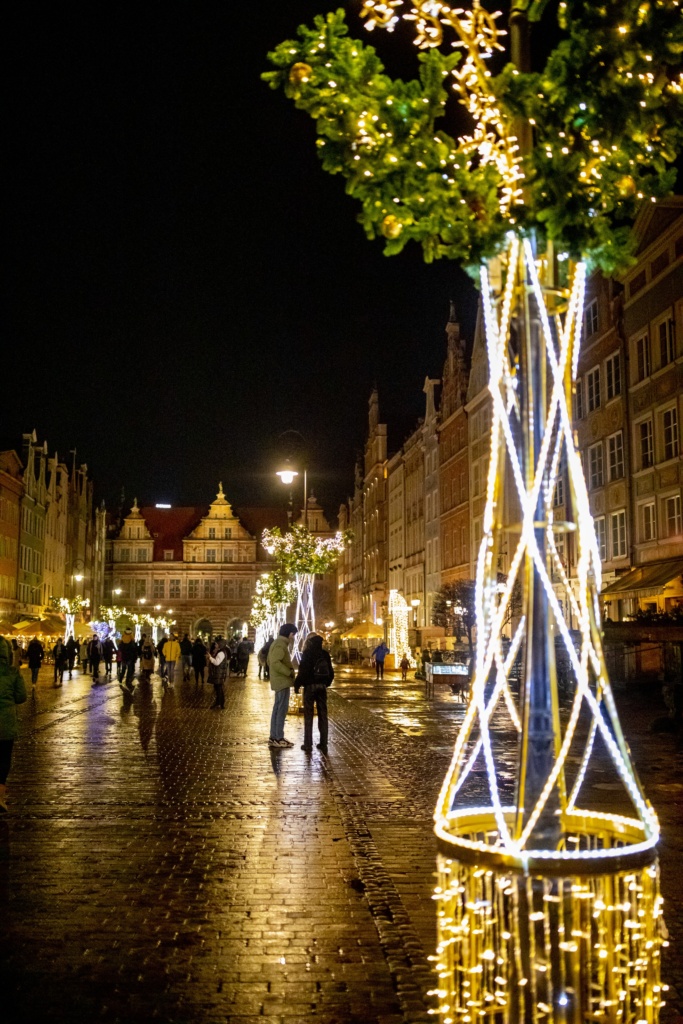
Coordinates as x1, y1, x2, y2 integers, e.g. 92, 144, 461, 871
140, 506, 206, 561
236, 507, 291, 560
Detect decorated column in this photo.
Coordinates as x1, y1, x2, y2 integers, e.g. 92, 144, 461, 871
51, 595, 90, 642
262, 525, 351, 662
266, 1, 681, 1018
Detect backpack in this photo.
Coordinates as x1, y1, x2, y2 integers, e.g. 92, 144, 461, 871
313, 655, 330, 684
142, 644, 153, 660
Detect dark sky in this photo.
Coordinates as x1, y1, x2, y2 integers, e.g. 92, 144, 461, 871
7, 1, 481, 519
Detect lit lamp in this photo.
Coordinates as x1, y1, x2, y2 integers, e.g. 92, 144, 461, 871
445, 599, 452, 637
276, 459, 308, 529
410, 598, 421, 627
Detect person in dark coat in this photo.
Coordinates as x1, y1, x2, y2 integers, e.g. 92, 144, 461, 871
258, 636, 274, 680
208, 636, 228, 709
180, 633, 193, 681
0, 635, 27, 813
52, 639, 69, 687
102, 637, 115, 677
118, 629, 138, 692
26, 637, 44, 686
295, 632, 334, 754
192, 638, 207, 684
88, 635, 103, 682
236, 638, 250, 678
65, 635, 78, 679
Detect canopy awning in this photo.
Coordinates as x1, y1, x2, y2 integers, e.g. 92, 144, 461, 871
340, 621, 384, 640
601, 558, 683, 599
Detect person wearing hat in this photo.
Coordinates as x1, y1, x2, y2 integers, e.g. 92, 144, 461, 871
118, 629, 138, 692
0, 635, 27, 813
267, 624, 298, 748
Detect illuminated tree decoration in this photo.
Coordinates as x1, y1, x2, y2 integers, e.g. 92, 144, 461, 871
262, 525, 351, 660
251, 571, 297, 653
265, 1, 680, 1018
99, 604, 128, 648
146, 614, 175, 645
388, 589, 416, 668
264, 0, 682, 274
50, 594, 90, 642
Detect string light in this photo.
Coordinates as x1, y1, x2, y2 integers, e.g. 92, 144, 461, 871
388, 589, 416, 667
51, 594, 90, 643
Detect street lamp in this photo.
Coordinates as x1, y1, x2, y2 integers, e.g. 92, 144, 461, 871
276, 460, 308, 529
411, 598, 421, 627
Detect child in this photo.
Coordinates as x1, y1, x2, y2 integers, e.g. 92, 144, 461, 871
400, 654, 410, 681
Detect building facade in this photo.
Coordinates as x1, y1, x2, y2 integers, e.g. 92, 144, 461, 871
438, 303, 470, 586
0, 450, 23, 621
423, 376, 441, 625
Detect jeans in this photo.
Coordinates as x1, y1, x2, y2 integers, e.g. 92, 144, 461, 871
91, 658, 100, 679
212, 683, 225, 708
30, 666, 40, 684
270, 688, 290, 740
303, 685, 328, 749
123, 661, 136, 687
375, 660, 385, 679
181, 655, 192, 678
166, 661, 176, 684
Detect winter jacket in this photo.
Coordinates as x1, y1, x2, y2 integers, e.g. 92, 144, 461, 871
53, 643, 69, 667
0, 638, 27, 741
164, 638, 181, 662
27, 639, 44, 669
119, 639, 138, 663
267, 636, 296, 692
295, 638, 334, 693
372, 643, 389, 663
180, 637, 193, 656
191, 641, 207, 669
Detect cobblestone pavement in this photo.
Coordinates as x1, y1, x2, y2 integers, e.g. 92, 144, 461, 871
0, 661, 681, 1023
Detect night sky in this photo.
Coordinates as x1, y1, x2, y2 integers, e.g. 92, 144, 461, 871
7, 1, 482, 520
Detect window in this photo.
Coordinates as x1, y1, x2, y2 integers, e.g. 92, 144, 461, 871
153, 579, 165, 598
134, 579, 146, 597
629, 270, 646, 298
639, 420, 654, 469
188, 579, 199, 598
608, 432, 624, 480
636, 333, 650, 381
136, 548, 147, 562
641, 502, 656, 542
163, 549, 174, 561
206, 549, 216, 563
169, 579, 180, 598
222, 579, 235, 599
472, 461, 481, 497
203, 580, 216, 598
208, 527, 216, 539
658, 317, 676, 368
224, 527, 232, 539
664, 494, 682, 538
605, 352, 621, 400
584, 298, 598, 337
663, 407, 679, 461
239, 581, 250, 598
120, 548, 130, 562
587, 367, 601, 412
594, 517, 607, 561
610, 510, 627, 558
589, 443, 604, 489
223, 549, 234, 562
554, 477, 565, 506
575, 379, 584, 420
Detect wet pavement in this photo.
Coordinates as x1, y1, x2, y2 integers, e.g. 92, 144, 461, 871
1, 661, 681, 1022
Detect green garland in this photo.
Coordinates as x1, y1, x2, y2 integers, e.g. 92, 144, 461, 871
264, 2, 682, 273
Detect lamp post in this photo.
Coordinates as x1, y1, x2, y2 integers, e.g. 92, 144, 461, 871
276, 462, 308, 529
410, 598, 420, 628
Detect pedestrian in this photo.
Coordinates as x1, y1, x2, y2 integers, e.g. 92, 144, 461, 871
66, 635, 78, 678
192, 637, 207, 684
236, 636, 250, 678
102, 636, 115, 677
371, 640, 390, 680
164, 633, 181, 686
11, 638, 22, 668
208, 635, 228, 709
295, 632, 334, 754
400, 653, 410, 681
157, 633, 168, 680
0, 635, 28, 813
88, 635, 103, 683
258, 635, 274, 680
180, 633, 193, 681
267, 624, 297, 749
27, 636, 44, 687
79, 637, 89, 673
139, 634, 155, 681
118, 629, 138, 692
52, 639, 69, 686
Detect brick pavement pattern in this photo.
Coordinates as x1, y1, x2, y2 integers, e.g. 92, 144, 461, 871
0, 663, 681, 1023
